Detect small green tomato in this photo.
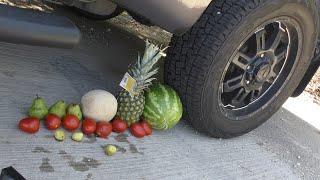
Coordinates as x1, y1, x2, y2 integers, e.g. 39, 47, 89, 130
72, 132, 84, 142
54, 130, 65, 141
105, 145, 117, 156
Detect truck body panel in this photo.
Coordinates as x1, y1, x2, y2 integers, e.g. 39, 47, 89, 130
114, 0, 212, 34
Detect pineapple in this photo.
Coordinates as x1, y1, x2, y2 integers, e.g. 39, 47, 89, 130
117, 40, 167, 125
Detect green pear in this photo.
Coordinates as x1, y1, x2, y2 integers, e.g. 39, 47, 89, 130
28, 96, 48, 119
67, 103, 82, 120
49, 100, 67, 118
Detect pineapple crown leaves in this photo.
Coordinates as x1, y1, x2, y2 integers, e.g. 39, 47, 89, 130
128, 40, 168, 94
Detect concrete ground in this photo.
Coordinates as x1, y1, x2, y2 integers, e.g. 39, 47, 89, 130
0, 6, 320, 180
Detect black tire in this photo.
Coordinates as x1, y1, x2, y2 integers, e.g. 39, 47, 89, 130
164, 0, 318, 138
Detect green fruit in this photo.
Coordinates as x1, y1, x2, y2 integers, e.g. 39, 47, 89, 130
67, 104, 82, 120
105, 145, 117, 156
49, 100, 67, 118
54, 130, 65, 141
143, 83, 183, 130
72, 132, 83, 142
28, 96, 48, 119
116, 41, 167, 125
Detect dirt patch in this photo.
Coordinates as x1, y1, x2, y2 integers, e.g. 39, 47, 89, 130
256, 142, 264, 146
58, 150, 101, 172
60, 151, 73, 161
32, 146, 51, 153
58, 150, 67, 155
129, 144, 144, 155
305, 69, 320, 105
68, 160, 90, 172
39, 158, 54, 172
108, 12, 172, 45
114, 133, 129, 143
68, 157, 101, 172
114, 133, 144, 154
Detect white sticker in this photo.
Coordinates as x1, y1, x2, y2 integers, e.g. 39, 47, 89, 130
119, 72, 137, 96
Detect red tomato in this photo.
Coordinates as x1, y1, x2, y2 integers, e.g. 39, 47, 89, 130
140, 121, 152, 136
82, 118, 97, 135
95, 121, 112, 138
112, 118, 128, 133
18, 117, 40, 134
130, 123, 146, 138
45, 114, 61, 130
63, 114, 80, 131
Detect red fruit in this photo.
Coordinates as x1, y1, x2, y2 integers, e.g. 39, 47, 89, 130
82, 118, 97, 135
130, 123, 146, 138
140, 121, 152, 136
18, 117, 40, 134
95, 121, 112, 138
112, 118, 128, 133
45, 114, 61, 130
63, 114, 80, 131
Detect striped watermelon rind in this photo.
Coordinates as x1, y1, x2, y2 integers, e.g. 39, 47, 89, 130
143, 83, 183, 130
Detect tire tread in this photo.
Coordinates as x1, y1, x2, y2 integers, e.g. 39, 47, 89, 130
165, 0, 265, 138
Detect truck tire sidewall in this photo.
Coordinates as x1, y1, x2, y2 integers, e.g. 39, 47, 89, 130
201, 1, 317, 134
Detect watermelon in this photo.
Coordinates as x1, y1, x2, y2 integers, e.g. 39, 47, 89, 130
143, 83, 183, 130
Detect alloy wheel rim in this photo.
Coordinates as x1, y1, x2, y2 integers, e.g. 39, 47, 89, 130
218, 18, 301, 118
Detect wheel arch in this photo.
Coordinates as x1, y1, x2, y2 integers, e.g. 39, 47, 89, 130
113, 0, 212, 35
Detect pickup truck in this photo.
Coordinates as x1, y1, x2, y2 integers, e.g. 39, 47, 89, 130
0, 0, 319, 138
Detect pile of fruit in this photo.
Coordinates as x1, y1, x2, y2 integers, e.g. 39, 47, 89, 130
18, 40, 183, 155
19, 95, 153, 137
